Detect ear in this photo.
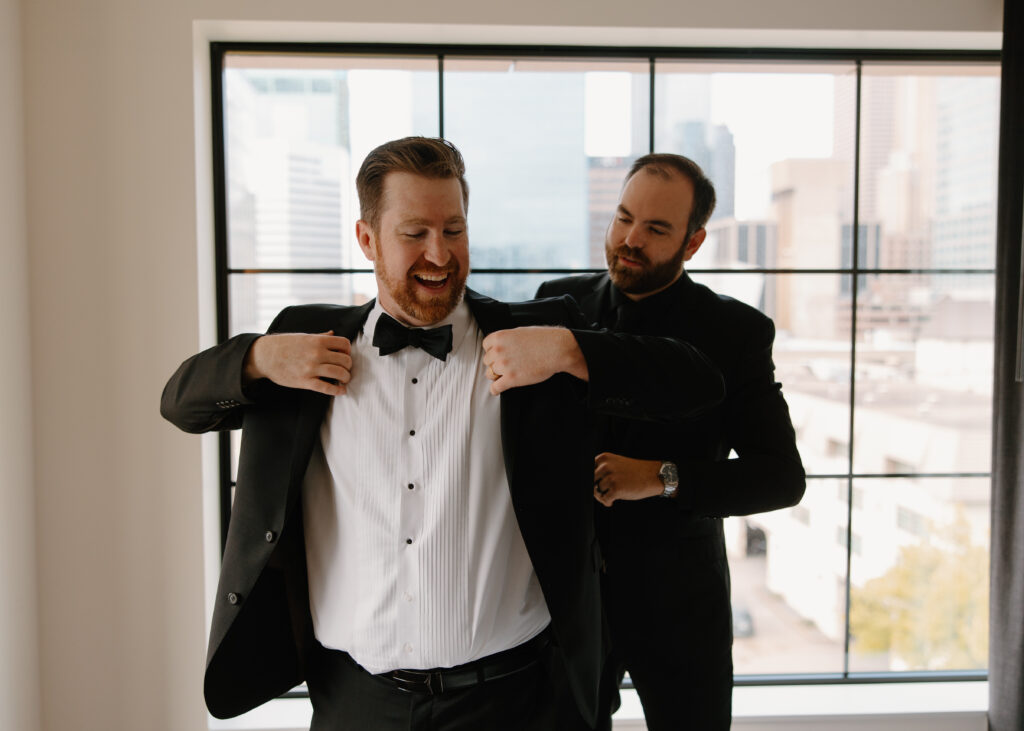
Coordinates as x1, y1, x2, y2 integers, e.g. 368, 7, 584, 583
682, 228, 706, 262
355, 219, 376, 262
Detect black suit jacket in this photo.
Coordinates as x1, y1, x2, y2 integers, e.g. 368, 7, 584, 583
160, 289, 725, 724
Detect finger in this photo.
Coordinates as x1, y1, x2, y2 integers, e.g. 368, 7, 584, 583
318, 365, 352, 384
307, 378, 345, 397
492, 370, 522, 394
482, 331, 507, 354
489, 375, 515, 396
324, 351, 353, 370
594, 462, 611, 481
322, 335, 352, 353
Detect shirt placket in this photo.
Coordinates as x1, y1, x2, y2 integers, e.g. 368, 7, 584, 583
397, 348, 428, 667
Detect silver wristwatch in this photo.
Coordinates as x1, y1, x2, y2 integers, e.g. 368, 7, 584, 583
658, 461, 679, 498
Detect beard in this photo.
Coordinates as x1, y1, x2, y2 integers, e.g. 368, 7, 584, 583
605, 242, 686, 295
375, 249, 467, 325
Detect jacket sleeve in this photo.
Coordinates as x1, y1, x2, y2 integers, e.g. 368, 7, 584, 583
553, 295, 726, 423
160, 308, 295, 434
160, 333, 262, 434
675, 318, 806, 517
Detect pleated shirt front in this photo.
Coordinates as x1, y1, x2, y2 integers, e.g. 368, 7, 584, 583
302, 300, 549, 674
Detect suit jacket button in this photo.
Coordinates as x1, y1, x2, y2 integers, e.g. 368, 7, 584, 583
265, 530, 275, 543
227, 592, 240, 605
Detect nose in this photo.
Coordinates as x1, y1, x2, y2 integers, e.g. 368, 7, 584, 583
623, 223, 643, 249
423, 231, 451, 266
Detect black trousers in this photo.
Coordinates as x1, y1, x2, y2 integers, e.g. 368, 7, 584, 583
595, 547, 734, 731
306, 640, 593, 731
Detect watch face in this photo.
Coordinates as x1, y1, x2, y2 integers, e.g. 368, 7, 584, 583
659, 461, 679, 487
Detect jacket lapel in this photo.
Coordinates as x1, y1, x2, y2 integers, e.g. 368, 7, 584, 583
464, 288, 512, 335
577, 276, 613, 325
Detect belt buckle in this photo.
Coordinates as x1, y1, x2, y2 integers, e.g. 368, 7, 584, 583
391, 669, 438, 694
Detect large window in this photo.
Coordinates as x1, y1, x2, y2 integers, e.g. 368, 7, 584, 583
212, 43, 999, 684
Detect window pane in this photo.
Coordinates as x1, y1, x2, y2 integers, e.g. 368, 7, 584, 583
729, 479, 848, 675
857, 64, 1000, 273
467, 272, 572, 303
848, 477, 989, 672
223, 53, 440, 270
443, 57, 650, 269
228, 272, 374, 336
690, 272, 852, 478
851, 272, 993, 475
655, 61, 858, 270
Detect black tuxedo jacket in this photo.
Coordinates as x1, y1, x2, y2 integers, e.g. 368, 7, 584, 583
160, 289, 724, 724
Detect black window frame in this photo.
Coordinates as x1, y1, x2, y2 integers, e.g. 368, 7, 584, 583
209, 41, 1000, 691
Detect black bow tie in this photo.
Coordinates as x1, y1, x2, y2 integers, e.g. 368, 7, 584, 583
372, 313, 453, 361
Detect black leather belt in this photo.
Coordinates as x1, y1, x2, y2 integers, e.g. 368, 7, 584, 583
379, 630, 550, 695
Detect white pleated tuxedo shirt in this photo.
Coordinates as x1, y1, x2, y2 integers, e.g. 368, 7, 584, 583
301, 300, 550, 674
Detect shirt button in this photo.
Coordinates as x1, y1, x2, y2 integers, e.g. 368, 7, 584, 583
407, 483, 415, 490
411, 378, 418, 384
404, 643, 413, 654
265, 530, 275, 543
404, 592, 414, 602
409, 429, 415, 436
406, 538, 413, 545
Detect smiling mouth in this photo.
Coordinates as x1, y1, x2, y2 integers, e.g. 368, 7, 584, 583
413, 272, 451, 289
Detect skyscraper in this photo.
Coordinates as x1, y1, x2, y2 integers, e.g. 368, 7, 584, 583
225, 69, 355, 333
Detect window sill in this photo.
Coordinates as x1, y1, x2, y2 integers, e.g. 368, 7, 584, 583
208, 681, 988, 731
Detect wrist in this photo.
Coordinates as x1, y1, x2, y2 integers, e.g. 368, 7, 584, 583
242, 337, 265, 384
561, 329, 589, 381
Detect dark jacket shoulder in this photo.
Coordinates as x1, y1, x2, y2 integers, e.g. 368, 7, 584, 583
268, 302, 368, 334
689, 279, 775, 345
537, 272, 608, 301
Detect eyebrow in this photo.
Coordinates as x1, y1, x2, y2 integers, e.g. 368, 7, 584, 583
617, 204, 674, 231
399, 216, 467, 226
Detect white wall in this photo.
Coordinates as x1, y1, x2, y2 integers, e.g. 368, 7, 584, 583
0, 0, 40, 729
15, 1, 1001, 730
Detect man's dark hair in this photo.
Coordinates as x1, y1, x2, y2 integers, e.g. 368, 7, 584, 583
625, 153, 717, 240
356, 137, 469, 231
